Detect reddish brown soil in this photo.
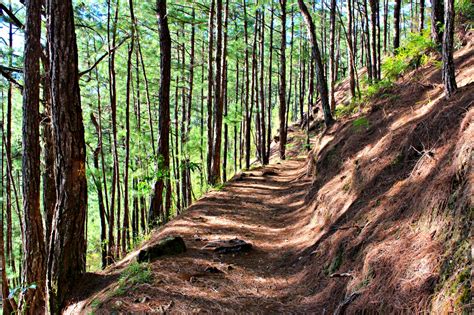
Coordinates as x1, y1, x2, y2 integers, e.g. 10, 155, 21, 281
66, 40, 473, 314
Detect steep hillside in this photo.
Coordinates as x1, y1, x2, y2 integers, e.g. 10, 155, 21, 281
66, 40, 473, 314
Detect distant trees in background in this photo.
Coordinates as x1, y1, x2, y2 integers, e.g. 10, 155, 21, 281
0, 0, 464, 312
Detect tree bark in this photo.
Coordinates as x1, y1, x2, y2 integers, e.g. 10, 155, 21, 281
259, 10, 267, 165
243, 0, 251, 169
21, 0, 47, 312
267, 5, 275, 159
279, 0, 287, 160
419, 0, 425, 33
393, 0, 401, 50
346, 0, 356, 96
148, 0, 171, 226
210, 0, 223, 185
222, 1, 229, 179
330, 0, 337, 111
207, 0, 215, 180
369, 0, 378, 80
122, 0, 136, 255
46, 0, 87, 311
6, 8, 15, 275
442, 0, 457, 98
91, 111, 108, 269
431, 0, 444, 45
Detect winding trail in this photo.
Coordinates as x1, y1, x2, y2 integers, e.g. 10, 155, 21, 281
71, 158, 316, 313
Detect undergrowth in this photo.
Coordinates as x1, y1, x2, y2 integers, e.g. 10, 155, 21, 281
336, 31, 436, 118
113, 262, 153, 297
456, 0, 474, 29
383, 31, 436, 80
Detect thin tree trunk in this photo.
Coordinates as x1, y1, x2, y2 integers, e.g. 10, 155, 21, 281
91, 111, 107, 269
200, 40, 205, 191
298, 0, 335, 127
0, 104, 15, 315
393, 0, 401, 50
431, 0, 444, 46
369, 0, 378, 80
42, 46, 56, 256
234, 60, 240, 173
207, 0, 215, 181
21, 0, 46, 312
442, 0, 457, 98
243, 0, 251, 169
329, 0, 336, 112
279, 0, 287, 160
419, 0, 425, 33
383, 0, 388, 52
210, 0, 224, 185
148, 0, 171, 226
347, 0, 356, 96
259, 9, 267, 165
222, 0, 229, 179
6, 9, 15, 274
106, 0, 117, 265
122, 0, 136, 255
267, 4, 275, 159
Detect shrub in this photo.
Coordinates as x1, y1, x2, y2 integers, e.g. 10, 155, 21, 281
382, 31, 435, 80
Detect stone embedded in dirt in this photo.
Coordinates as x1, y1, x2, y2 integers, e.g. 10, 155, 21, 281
262, 169, 278, 176
205, 266, 223, 274
193, 234, 208, 242
137, 236, 186, 262
202, 238, 253, 254
134, 296, 150, 303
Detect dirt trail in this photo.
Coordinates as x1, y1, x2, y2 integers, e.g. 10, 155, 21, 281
69, 37, 474, 314
70, 157, 317, 314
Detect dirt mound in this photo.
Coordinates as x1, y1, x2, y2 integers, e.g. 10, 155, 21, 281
65, 43, 473, 314
292, 43, 473, 313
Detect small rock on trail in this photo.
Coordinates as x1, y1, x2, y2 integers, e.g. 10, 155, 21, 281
202, 238, 253, 254
138, 236, 186, 262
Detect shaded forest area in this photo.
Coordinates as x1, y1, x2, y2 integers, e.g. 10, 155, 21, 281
0, 0, 472, 313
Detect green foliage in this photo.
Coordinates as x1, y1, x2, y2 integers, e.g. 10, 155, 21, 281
352, 117, 370, 132
326, 245, 344, 275
353, 267, 375, 292
113, 262, 153, 296
335, 101, 359, 118
456, 0, 474, 27
382, 31, 435, 80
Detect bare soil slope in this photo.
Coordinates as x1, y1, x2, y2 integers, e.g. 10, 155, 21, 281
66, 41, 473, 314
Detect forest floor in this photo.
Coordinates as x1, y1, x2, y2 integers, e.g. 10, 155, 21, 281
67, 34, 473, 314
68, 134, 322, 313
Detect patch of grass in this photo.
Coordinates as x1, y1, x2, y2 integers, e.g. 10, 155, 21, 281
352, 117, 370, 132
326, 245, 344, 275
113, 262, 153, 297
90, 298, 102, 311
335, 101, 359, 118
342, 181, 351, 192
353, 267, 375, 292
391, 152, 404, 166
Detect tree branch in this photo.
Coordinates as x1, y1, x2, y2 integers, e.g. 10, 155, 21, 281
0, 3, 24, 29
0, 67, 23, 91
79, 35, 130, 77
